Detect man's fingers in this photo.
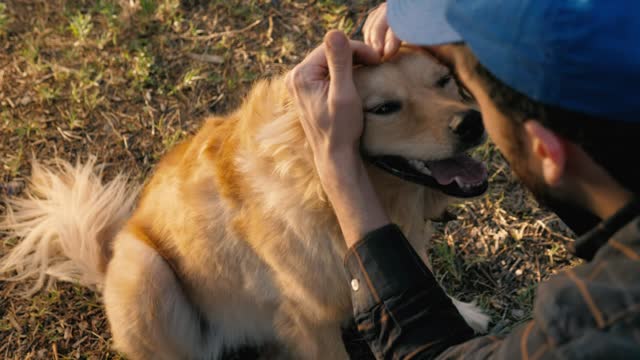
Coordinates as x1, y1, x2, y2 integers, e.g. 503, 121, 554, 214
288, 43, 329, 95
383, 28, 401, 60
287, 30, 379, 106
299, 35, 380, 73
371, 14, 388, 54
363, 6, 380, 46
363, 10, 374, 45
299, 42, 328, 69
363, 3, 389, 56
363, 9, 379, 48
325, 30, 354, 96
350, 40, 381, 66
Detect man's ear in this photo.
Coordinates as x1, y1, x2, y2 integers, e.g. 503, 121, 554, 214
523, 120, 566, 186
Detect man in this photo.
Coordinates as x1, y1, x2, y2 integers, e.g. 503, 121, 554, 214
287, 0, 640, 359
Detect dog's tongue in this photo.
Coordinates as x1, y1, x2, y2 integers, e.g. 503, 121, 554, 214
424, 154, 487, 186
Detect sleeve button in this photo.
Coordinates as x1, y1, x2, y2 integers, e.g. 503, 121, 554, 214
351, 278, 360, 291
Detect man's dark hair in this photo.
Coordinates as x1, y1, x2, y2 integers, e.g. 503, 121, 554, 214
474, 61, 640, 195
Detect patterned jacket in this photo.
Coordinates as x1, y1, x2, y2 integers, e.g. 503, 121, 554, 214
344, 199, 640, 359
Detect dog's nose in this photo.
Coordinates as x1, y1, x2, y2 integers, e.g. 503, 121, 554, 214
450, 110, 485, 144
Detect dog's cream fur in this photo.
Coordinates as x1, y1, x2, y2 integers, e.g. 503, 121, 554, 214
1, 48, 489, 359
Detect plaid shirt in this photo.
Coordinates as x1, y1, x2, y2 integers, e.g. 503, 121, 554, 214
344, 199, 640, 359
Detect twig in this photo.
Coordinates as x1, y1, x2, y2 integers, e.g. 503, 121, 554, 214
56, 127, 83, 141
187, 53, 224, 64
180, 19, 262, 41
265, 16, 274, 46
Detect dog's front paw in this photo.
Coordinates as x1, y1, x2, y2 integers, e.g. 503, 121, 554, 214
449, 297, 491, 333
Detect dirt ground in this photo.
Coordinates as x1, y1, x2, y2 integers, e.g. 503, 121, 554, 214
0, 1, 579, 359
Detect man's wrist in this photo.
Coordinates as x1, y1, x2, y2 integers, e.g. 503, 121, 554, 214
316, 150, 390, 248
317, 150, 365, 196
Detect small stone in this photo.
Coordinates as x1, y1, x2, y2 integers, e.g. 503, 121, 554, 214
515, 268, 524, 276
18, 95, 32, 105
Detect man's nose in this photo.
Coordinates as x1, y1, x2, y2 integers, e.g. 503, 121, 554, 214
449, 110, 485, 144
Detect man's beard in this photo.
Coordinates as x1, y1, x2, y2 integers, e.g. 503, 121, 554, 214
511, 151, 601, 236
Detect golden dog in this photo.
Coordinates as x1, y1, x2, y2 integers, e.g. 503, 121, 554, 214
1, 47, 489, 359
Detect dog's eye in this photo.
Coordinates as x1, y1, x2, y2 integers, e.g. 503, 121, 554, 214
458, 85, 474, 102
453, 77, 475, 102
436, 74, 452, 88
367, 101, 402, 115
440, 72, 475, 102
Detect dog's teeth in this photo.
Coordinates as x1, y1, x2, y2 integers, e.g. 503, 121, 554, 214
455, 177, 485, 190
409, 160, 432, 176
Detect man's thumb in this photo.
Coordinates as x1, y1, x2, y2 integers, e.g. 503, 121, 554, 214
324, 30, 353, 94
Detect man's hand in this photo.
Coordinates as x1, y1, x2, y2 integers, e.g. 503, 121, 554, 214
363, 3, 401, 59
286, 30, 389, 248
286, 30, 378, 176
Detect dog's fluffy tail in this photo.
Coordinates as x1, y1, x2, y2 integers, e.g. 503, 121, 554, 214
0, 157, 138, 295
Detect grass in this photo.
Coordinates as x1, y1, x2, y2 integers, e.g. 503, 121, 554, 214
68, 12, 93, 43
0, 3, 9, 36
0, 0, 577, 358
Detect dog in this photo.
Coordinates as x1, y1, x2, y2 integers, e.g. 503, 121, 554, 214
0, 47, 490, 359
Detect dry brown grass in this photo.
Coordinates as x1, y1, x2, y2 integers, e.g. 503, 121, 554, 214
0, 1, 578, 358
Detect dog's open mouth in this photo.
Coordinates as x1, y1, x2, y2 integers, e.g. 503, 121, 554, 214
367, 154, 489, 198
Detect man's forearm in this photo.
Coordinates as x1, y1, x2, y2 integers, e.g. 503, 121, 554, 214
319, 151, 390, 248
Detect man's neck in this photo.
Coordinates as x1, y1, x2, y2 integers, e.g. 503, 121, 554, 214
567, 145, 634, 220
587, 183, 634, 220
574, 161, 633, 220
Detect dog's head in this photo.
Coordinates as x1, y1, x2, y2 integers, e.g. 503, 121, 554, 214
353, 47, 488, 198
